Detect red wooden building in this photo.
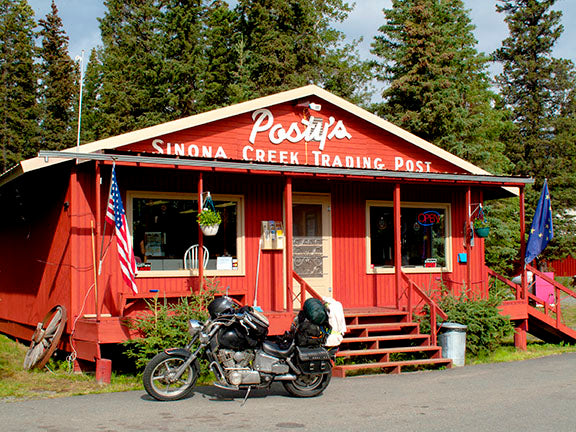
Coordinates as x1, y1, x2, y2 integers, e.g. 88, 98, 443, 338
0, 86, 538, 372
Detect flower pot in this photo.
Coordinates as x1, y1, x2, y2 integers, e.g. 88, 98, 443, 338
201, 224, 220, 236
474, 227, 490, 238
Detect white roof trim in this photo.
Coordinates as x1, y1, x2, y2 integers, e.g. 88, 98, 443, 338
10, 85, 494, 181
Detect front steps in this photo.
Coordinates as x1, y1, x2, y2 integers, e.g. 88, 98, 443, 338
333, 309, 452, 377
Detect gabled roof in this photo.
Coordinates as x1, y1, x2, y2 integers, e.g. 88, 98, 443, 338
1, 85, 520, 189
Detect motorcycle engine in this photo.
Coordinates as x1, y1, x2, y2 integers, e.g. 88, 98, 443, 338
216, 349, 260, 386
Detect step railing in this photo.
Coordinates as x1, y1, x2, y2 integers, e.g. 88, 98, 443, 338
526, 264, 576, 328
401, 272, 447, 345
292, 271, 323, 307
488, 265, 576, 329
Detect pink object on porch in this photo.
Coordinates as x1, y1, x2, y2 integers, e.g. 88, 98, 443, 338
535, 272, 555, 304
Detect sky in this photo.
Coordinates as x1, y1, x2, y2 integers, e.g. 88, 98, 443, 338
28, 0, 576, 76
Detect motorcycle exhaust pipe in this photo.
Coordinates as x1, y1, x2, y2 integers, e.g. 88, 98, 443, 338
210, 361, 227, 384
274, 374, 297, 381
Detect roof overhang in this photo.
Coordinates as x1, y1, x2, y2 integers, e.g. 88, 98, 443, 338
36, 150, 533, 197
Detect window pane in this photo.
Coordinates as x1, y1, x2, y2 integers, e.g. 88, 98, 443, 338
132, 197, 238, 271
370, 205, 447, 269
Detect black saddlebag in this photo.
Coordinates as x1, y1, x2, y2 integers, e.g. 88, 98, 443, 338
295, 346, 332, 374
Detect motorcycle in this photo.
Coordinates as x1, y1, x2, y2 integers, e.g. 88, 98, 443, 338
142, 296, 333, 401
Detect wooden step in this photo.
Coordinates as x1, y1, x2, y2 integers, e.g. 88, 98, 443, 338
340, 334, 430, 345
337, 346, 442, 357
346, 322, 418, 334
345, 310, 409, 325
333, 358, 452, 377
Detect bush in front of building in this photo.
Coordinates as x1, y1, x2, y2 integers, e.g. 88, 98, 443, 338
122, 279, 218, 373
420, 291, 514, 356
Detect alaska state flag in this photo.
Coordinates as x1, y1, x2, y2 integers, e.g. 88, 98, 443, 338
525, 179, 554, 264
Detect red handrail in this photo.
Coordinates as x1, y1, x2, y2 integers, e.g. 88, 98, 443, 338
486, 267, 521, 299
401, 272, 447, 345
527, 264, 576, 327
488, 265, 576, 328
292, 271, 323, 306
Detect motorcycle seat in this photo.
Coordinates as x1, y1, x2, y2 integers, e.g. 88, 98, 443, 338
261, 340, 295, 359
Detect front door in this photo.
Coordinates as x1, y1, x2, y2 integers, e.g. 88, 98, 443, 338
292, 194, 332, 308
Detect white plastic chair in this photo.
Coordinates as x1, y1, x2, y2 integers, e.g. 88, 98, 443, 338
183, 245, 209, 269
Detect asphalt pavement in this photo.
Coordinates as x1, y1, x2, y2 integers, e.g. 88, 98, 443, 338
2, 352, 575, 432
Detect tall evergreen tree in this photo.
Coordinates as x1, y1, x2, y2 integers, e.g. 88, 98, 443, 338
162, 0, 207, 117
0, 0, 39, 172
236, 0, 369, 101
203, 1, 244, 109
38, 0, 78, 150
81, 48, 105, 143
371, 0, 509, 173
494, 0, 576, 261
96, 0, 172, 136
84, 0, 370, 140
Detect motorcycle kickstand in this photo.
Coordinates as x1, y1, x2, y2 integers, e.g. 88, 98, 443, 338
241, 386, 252, 407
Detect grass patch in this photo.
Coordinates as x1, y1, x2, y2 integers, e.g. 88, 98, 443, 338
0, 335, 141, 401
468, 341, 576, 365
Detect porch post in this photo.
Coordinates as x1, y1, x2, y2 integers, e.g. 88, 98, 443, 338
198, 173, 204, 290
285, 176, 294, 313
95, 161, 101, 321
466, 186, 472, 294
394, 183, 401, 309
519, 185, 527, 301
516, 185, 528, 350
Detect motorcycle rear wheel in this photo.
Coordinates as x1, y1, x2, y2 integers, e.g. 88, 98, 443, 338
282, 371, 332, 397
143, 351, 199, 401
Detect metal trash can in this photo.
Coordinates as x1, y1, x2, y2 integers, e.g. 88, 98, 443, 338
438, 322, 467, 367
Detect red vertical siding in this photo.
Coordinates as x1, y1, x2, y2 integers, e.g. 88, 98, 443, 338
548, 257, 576, 277
0, 165, 72, 335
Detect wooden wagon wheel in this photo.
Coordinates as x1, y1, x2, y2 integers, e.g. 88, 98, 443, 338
23, 305, 67, 370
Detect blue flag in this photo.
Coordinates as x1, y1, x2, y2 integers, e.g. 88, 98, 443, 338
525, 179, 554, 264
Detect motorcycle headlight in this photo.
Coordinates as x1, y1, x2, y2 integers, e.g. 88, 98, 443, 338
188, 319, 203, 336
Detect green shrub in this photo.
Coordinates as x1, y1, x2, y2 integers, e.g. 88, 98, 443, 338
420, 291, 514, 356
122, 279, 218, 371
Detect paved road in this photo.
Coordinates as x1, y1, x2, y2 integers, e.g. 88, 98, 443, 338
2, 353, 576, 432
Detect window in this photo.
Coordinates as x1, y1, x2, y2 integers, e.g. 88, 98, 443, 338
367, 201, 451, 273
128, 192, 244, 275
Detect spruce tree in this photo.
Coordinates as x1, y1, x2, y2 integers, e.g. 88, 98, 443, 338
235, 0, 369, 101
0, 0, 38, 172
38, 0, 78, 150
371, 0, 509, 173
96, 0, 172, 136
162, 0, 208, 117
494, 0, 576, 261
81, 48, 105, 143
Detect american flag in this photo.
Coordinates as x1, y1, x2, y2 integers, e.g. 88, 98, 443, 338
105, 166, 138, 293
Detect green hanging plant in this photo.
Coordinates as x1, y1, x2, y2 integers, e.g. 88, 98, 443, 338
197, 208, 221, 226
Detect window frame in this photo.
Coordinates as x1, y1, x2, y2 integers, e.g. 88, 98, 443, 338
127, 190, 245, 277
365, 200, 452, 274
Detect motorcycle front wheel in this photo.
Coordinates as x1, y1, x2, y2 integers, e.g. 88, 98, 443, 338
143, 351, 199, 401
282, 371, 332, 397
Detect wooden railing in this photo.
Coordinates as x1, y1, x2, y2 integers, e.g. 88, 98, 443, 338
526, 264, 576, 327
401, 272, 447, 345
292, 271, 322, 307
486, 267, 522, 299
488, 265, 576, 329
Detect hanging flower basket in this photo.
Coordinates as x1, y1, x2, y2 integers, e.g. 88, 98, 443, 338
474, 226, 490, 238
201, 223, 220, 236
197, 194, 221, 236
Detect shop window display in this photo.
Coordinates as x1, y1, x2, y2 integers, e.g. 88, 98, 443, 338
368, 202, 450, 272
